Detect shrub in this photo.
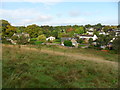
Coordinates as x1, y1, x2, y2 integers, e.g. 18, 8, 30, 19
55, 39, 61, 42
88, 45, 95, 48
64, 40, 72, 47
29, 38, 37, 44
89, 38, 93, 45
37, 34, 46, 42
17, 35, 29, 45
30, 38, 37, 41
2, 38, 11, 44
11, 35, 18, 40
34, 41, 43, 45
112, 36, 120, 54
77, 39, 84, 44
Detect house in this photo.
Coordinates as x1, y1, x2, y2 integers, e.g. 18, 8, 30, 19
115, 31, 120, 36
8, 32, 30, 44
86, 31, 94, 35
92, 42, 97, 46
87, 27, 94, 31
110, 38, 115, 42
71, 38, 78, 48
15, 32, 30, 41
6, 38, 17, 44
46, 36, 55, 41
100, 45, 106, 49
77, 35, 98, 41
107, 42, 113, 50
13, 32, 30, 38
99, 31, 106, 35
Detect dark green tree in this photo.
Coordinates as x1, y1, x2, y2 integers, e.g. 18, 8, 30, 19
64, 40, 72, 47
112, 36, 120, 54
77, 38, 84, 44
89, 38, 93, 45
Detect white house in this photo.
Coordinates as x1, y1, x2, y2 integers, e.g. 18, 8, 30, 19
99, 31, 109, 35
99, 32, 106, 35
86, 31, 94, 35
110, 38, 115, 42
71, 38, 78, 48
78, 35, 98, 41
115, 31, 120, 36
46, 36, 55, 41
6, 38, 17, 44
87, 27, 94, 31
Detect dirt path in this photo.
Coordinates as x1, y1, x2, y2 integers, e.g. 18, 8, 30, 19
2, 44, 118, 69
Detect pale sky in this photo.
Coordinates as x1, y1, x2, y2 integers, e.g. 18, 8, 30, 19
0, 0, 119, 26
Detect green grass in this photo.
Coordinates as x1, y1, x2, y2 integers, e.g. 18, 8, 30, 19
2, 45, 118, 88
28, 44, 118, 62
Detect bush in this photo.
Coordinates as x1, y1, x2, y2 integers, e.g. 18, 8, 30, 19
88, 45, 95, 48
55, 39, 61, 42
64, 40, 72, 47
77, 39, 84, 44
29, 38, 37, 44
11, 35, 18, 40
30, 38, 37, 41
112, 36, 120, 54
37, 34, 46, 42
17, 35, 29, 45
78, 44, 86, 48
2, 38, 11, 44
34, 41, 43, 45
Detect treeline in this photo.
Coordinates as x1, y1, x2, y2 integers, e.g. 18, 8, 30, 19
1, 19, 119, 39
0, 19, 120, 53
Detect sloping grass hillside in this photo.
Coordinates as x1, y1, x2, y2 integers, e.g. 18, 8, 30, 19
28, 45, 118, 62
2, 45, 118, 88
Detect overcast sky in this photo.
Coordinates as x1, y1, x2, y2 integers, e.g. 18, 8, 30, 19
0, 0, 118, 26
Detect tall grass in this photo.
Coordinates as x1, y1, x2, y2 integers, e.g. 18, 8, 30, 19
28, 45, 118, 62
2, 45, 118, 88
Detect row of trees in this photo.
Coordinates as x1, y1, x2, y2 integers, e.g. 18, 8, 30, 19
1, 19, 120, 53
1, 20, 118, 40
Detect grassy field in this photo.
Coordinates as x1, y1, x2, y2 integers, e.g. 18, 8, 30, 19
2, 44, 118, 88
28, 45, 118, 62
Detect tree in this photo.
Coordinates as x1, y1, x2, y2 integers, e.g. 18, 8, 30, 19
94, 23, 102, 31
96, 34, 112, 46
77, 38, 84, 44
0, 19, 11, 28
29, 38, 37, 44
66, 28, 74, 33
109, 31, 116, 37
64, 40, 72, 47
51, 30, 58, 38
103, 26, 111, 33
117, 24, 120, 30
85, 24, 92, 28
75, 26, 85, 34
37, 34, 46, 42
0, 20, 13, 38
25, 24, 43, 38
17, 34, 29, 45
112, 36, 120, 54
11, 35, 18, 40
5, 25, 17, 37
89, 38, 93, 45
93, 31, 99, 36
